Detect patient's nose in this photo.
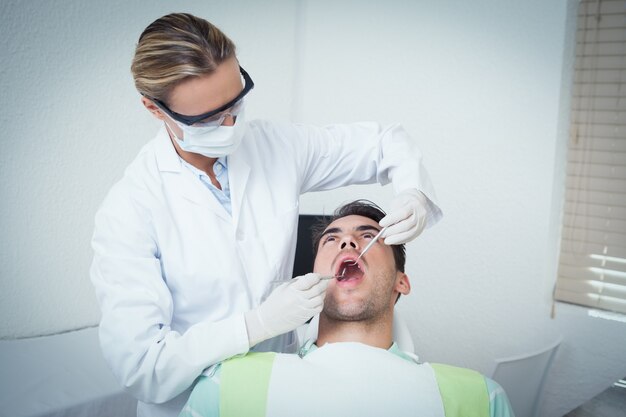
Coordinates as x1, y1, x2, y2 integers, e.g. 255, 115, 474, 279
340, 237, 358, 250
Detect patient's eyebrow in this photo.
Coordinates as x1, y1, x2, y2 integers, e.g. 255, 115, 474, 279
320, 224, 380, 239
320, 227, 342, 238
355, 225, 381, 233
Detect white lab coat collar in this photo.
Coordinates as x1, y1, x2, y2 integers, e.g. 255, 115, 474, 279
228, 148, 250, 230
153, 125, 250, 228
154, 125, 182, 173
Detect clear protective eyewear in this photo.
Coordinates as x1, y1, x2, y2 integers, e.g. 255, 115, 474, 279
174, 97, 246, 132
145, 66, 254, 128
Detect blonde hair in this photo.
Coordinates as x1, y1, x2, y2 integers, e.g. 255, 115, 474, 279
131, 13, 236, 102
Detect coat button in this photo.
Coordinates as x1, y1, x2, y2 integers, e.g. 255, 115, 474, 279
236, 230, 244, 240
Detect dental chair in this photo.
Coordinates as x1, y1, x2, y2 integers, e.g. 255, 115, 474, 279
490, 337, 561, 417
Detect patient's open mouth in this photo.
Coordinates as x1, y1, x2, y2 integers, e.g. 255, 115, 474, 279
336, 259, 364, 282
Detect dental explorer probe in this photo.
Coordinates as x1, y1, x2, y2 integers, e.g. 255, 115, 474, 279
353, 226, 388, 264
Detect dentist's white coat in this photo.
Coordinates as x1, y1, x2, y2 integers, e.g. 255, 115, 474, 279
90, 119, 441, 417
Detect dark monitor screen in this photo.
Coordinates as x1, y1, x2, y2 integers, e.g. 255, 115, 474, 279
292, 214, 330, 277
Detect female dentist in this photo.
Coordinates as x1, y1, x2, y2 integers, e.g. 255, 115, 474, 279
90, 12, 442, 417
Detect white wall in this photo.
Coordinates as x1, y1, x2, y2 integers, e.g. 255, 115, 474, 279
0, 0, 298, 338
1, 1, 625, 415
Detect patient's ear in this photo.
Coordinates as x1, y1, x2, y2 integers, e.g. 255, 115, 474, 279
395, 272, 411, 296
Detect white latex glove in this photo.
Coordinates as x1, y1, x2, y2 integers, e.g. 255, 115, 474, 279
380, 189, 429, 245
244, 273, 328, 347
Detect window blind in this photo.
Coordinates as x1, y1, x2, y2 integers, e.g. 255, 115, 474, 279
555, 0, 626, 314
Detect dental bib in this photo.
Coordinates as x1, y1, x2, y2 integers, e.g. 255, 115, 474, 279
220, 342, 447, 417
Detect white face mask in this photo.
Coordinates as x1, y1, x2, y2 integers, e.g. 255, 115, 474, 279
166, 110, 247, 158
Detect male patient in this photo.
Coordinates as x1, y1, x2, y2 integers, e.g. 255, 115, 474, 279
180, 200, 514, 417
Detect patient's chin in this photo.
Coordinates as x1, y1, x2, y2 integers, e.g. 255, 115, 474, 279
322, 296, 375, 322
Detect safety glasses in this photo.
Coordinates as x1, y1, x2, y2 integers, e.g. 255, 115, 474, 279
148, 66, 254, 127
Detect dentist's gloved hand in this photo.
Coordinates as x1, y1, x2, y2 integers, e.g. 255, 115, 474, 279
244, 273, 328, 348
380, 189, 429, 245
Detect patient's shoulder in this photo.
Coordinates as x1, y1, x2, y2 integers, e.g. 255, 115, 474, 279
223, 351, 277, 364
430, 363, 485, 381
429, 363, 491, 415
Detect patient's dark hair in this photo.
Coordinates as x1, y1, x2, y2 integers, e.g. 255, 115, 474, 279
311, 200, 406, 273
